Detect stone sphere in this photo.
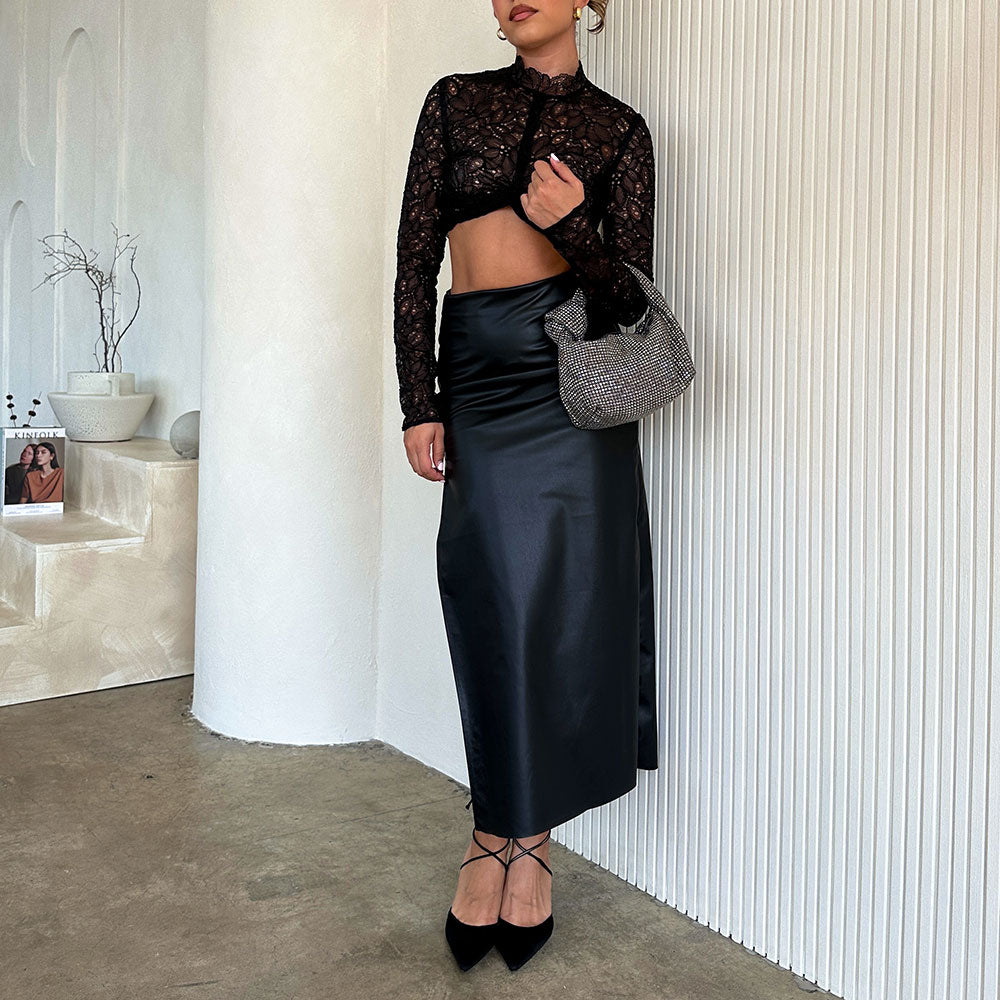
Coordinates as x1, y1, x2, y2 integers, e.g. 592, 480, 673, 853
169, 410, 200, 459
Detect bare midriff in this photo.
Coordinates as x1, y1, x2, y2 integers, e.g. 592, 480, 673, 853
445, 206, 571, 294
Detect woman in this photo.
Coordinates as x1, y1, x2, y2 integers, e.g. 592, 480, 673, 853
19, 441, 63, 504
4, 442, 35, 506
392, 0, 658, 972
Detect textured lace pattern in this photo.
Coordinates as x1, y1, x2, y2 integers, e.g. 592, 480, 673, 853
393, 53, 656, 430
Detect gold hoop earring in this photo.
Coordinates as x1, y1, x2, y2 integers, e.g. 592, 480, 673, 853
497, 26, 507, 39
573, 5, 581, 19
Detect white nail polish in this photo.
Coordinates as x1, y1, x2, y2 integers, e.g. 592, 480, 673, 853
550, 152, 560, 161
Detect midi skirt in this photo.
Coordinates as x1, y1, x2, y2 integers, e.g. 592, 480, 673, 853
435, 270, 658, 838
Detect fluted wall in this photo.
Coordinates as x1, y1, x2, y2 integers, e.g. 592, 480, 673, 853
549, 4, 999, 1000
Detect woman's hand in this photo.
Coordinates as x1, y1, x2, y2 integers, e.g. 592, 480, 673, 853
521, 153, 585, 229
403, 421, 446, 482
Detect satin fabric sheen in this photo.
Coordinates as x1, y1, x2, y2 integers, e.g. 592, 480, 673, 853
436, 271, 658, 838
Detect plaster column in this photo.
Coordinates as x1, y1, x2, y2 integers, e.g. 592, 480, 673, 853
192, 2, 382, 742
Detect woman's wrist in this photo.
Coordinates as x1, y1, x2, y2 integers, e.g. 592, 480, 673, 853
541, 198, 590, 244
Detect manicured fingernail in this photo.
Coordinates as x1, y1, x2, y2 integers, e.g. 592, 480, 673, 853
550, 152, 560, 161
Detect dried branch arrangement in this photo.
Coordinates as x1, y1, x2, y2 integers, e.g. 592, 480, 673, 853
34, 223, 142, 373
5, 393, 42, 427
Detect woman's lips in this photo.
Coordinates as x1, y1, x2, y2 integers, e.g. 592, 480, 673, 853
510, 6, 537, 21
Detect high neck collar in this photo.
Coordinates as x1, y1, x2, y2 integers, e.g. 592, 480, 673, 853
509, 53, 587, 96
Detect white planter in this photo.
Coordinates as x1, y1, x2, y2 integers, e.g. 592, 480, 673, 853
48, 371, 155, 442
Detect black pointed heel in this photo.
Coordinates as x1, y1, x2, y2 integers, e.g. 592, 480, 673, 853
494, 830, 554, 971
445, 827, 511, 972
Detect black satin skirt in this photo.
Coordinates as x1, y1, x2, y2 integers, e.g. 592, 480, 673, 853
435, 271, 658, 838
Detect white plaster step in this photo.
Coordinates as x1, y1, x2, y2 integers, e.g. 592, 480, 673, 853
0, 597, 34, 634
1, 506, 145, 551
67, 437, 194, 534
0, 437, 197, 706
0, 505, 145, 621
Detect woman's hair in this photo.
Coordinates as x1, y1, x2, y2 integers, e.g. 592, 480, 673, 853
583, 0, 607, 34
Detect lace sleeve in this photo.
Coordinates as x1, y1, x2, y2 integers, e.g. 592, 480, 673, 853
393, 77, 450, 431
541, 112, 655, 329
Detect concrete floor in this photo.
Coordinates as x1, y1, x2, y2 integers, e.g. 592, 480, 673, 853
1, 676, 836, 1000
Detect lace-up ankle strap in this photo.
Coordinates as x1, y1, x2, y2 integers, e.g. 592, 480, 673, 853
460, 830, 512, 870
508, 831, 552, 876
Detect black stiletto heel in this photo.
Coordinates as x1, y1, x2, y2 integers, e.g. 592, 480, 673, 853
445, 827, 511, 971
494, 831, 554, 971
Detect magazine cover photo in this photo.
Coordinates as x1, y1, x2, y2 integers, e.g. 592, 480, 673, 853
1, 427, 67, 515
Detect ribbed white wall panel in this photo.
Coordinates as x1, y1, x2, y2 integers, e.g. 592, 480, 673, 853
552, 4, 999, 1000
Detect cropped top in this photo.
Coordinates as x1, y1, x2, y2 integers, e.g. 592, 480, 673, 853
393, 52, 656, 430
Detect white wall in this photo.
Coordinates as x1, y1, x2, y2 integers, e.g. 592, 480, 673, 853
376, 4, 1000, 1000
375, 5, 498, 794
0, 0, 204, 439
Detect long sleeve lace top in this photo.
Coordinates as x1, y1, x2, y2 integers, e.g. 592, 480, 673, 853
393, 53, 656, 431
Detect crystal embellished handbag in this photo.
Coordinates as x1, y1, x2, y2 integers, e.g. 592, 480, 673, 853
542, 261, 696, 429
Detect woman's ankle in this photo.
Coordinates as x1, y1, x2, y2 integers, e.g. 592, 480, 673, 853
512, 829, 550, 851
471, 829, 511, 849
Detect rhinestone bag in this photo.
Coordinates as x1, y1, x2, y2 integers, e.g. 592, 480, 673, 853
543, 261, 696, 429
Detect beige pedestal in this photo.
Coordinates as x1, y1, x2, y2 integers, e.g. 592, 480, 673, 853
0, 437, 197, 706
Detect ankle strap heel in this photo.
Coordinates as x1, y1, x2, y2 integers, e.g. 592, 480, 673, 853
506, 831, 552, 876
460, 829, 512, 872
495, 831, 554, 971
445, 830, 512, 972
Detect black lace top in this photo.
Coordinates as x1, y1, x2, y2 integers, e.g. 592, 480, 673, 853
393, 53, 656, 430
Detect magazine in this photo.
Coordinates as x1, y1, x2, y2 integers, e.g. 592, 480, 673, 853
1, 427, 67, 516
